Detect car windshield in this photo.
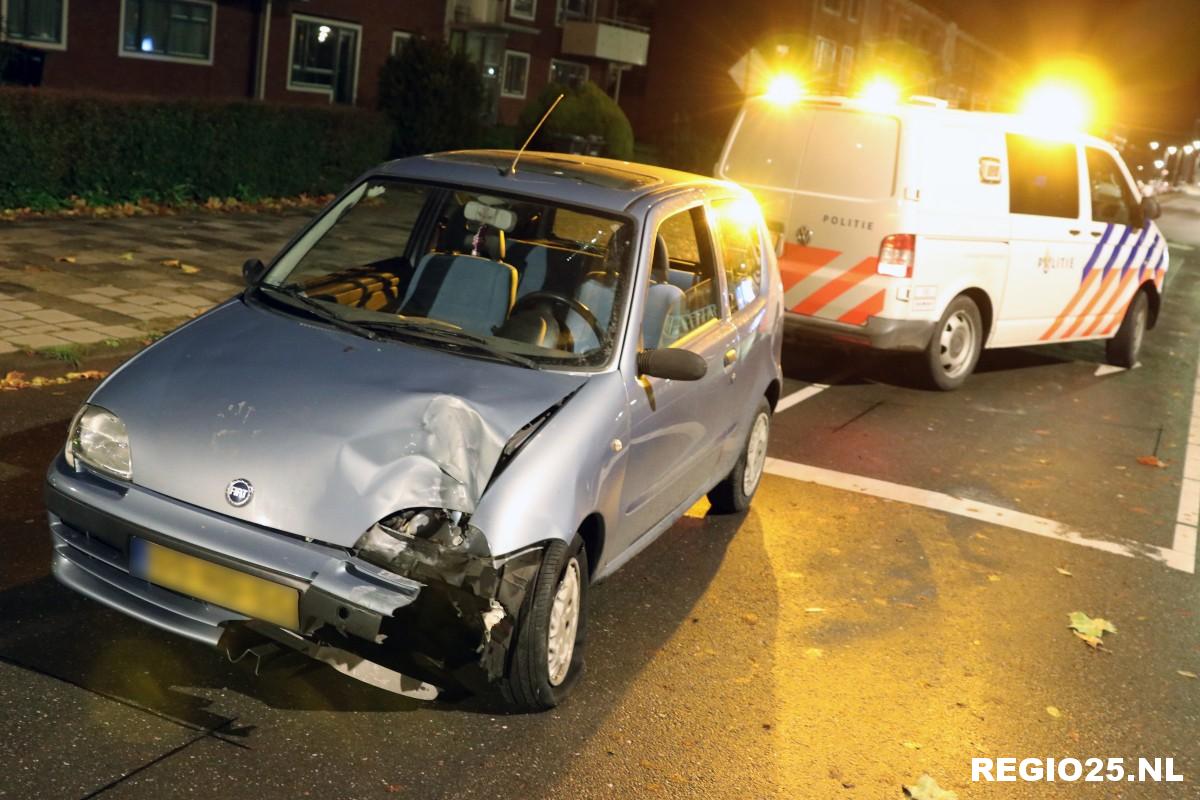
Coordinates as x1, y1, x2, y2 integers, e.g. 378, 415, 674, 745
261, 178, 636, 368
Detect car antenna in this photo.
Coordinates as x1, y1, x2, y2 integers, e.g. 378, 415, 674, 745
505, 93, 564, 176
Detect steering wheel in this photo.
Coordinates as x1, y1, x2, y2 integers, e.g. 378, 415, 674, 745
511, 291, 606, 344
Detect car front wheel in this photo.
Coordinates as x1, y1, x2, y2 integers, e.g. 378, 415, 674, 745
1106, 290, 1148, 368
708, 397, 771, 513
500, 536, 588, 711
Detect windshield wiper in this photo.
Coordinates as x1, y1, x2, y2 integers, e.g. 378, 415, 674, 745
254, 284, 378, 341
356, 319, 538, 369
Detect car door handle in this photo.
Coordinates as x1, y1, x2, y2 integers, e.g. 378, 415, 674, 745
723, 348, 738, 367
1068, 229, 1082, 236
1090, 230, 1104, 237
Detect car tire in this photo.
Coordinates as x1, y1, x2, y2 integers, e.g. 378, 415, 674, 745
500, 536, 588, 712
708, 398, 772, 513
1105, 290, 1149, 369
924, 295, 983, 391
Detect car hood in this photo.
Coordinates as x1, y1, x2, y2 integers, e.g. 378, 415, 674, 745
91, 299, 589, 547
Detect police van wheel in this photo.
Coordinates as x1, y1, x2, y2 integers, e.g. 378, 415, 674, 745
924, 295, 982, 391
1105, 291, 1148, 369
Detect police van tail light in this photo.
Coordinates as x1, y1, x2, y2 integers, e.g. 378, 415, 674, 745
877, 234, 915, 278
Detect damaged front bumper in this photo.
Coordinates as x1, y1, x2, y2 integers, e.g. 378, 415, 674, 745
44, 456, 542, 698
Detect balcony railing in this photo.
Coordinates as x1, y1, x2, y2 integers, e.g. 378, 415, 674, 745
561, 17, 650, 66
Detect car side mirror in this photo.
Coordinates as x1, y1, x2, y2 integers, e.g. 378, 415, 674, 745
637, 348, 707, 381
242, 258, 267, 286
1141, 196, 1161, 221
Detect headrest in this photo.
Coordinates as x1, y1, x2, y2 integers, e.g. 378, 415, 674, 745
652, 235, 669, 284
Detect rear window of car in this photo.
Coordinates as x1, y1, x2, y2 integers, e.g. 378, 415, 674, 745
722, 102, 899, 199
1007, 134, 1080, 219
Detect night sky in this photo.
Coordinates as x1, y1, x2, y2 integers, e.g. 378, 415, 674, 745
928, 0, 1200, 136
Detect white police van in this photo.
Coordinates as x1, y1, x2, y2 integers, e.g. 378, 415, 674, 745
717, 94, 1166, 389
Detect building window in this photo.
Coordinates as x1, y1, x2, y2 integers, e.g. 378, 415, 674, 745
821, 0, 843, 15
288, 14, 361, 105
556, 0, 592, 25
549, 58, 588, 87
509, 0, 536, 21
846, 0, 862, 21
838, 45, 854, 87
3, 0, 67, 48
120, 0, 213, 63
813, 36, 836, 73
502, 50, 529, 98
391, 30, 411, 56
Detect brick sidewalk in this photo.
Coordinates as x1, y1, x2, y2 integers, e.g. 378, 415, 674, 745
0, 209, 311, 367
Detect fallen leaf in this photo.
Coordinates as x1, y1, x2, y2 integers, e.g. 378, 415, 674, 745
1069, 611, 1117, 639
179, 264, 201, 274
805, 607, 825, 613
118, 252, 134, 261
987, 574, 1001, 582
1178, 670, 1198, 679
741, 612, 759, 625
1056, 567, 1073, 577
904, 774, 957, 800
1034, 429, 1051, 436
160, 258, 181, 268
902, 741, 922, 749
1046, 706, 1062, 718
1073, 631, 1105, 650
1137, 455, 1167, 468
56, 255, 76, 263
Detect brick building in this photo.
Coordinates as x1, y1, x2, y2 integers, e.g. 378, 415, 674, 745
0, 0, 651, 125
628, 0, 1013, 154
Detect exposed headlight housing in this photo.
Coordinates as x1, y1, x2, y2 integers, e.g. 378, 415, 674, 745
354, 508, 490, 585
65, 404, 132, 480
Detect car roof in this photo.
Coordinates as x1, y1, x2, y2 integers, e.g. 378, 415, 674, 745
373, 149, 734, 212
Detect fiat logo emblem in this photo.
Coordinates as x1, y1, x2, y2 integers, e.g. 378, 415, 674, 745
225, 478, 253, 507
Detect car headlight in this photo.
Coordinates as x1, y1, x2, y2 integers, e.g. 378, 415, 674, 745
354, 508, 489, 582
65, 404, 132, 480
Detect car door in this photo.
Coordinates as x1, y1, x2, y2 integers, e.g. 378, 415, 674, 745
616, 203, 739, 550
995, 133, 1096, 346
710, 195, 770, 444
1069, 146, 1158, 339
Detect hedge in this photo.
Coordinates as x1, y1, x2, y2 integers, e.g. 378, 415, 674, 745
518, 81, 635, 160
0, 89, 392, 210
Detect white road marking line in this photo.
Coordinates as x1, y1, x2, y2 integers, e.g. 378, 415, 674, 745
777, 383, 829, 413
764, 457, 1188, 571
1169, 243, 1196, 251
1094, 362, 1141, 377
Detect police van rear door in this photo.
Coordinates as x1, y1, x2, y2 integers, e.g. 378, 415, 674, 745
719, 100, 901, 327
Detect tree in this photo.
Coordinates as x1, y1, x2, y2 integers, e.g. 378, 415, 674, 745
518, 81, 635, 160
377, 37, 486, 157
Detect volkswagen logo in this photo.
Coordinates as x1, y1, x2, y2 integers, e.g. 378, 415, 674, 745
225, 478, 253, 507
796, 225, 814, 246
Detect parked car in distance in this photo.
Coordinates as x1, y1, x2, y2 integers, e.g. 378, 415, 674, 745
718, 93, 1165, 389
45, 151, 784, 711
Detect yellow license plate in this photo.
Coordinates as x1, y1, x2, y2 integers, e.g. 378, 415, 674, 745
133, 539, 299, 630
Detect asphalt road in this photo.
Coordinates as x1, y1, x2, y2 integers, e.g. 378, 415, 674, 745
4, 197, 1200, 799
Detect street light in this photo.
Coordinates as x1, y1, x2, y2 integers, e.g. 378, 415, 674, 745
1154, 159, 1165, 168
1167, 145, 1178, 155
1186, 145, 1195, 155
1150, 140, 1160, 150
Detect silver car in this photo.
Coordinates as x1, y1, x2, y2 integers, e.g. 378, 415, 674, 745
45, 151, 784, 710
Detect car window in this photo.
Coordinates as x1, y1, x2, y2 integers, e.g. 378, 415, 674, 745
722, 102, 899, 199
1086, 147, 1140, 227
650, 207, 722, 349
711, 197, 765, 313
1006, 134, 1080, 218
263, 178, 635, 367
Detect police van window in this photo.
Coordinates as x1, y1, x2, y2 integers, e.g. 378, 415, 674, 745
650, 208, 721, 349
712, 198, 765, 312
723, 103, 899, 199
1006, 134, 1080, 218
1086, 147, 1139, 227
